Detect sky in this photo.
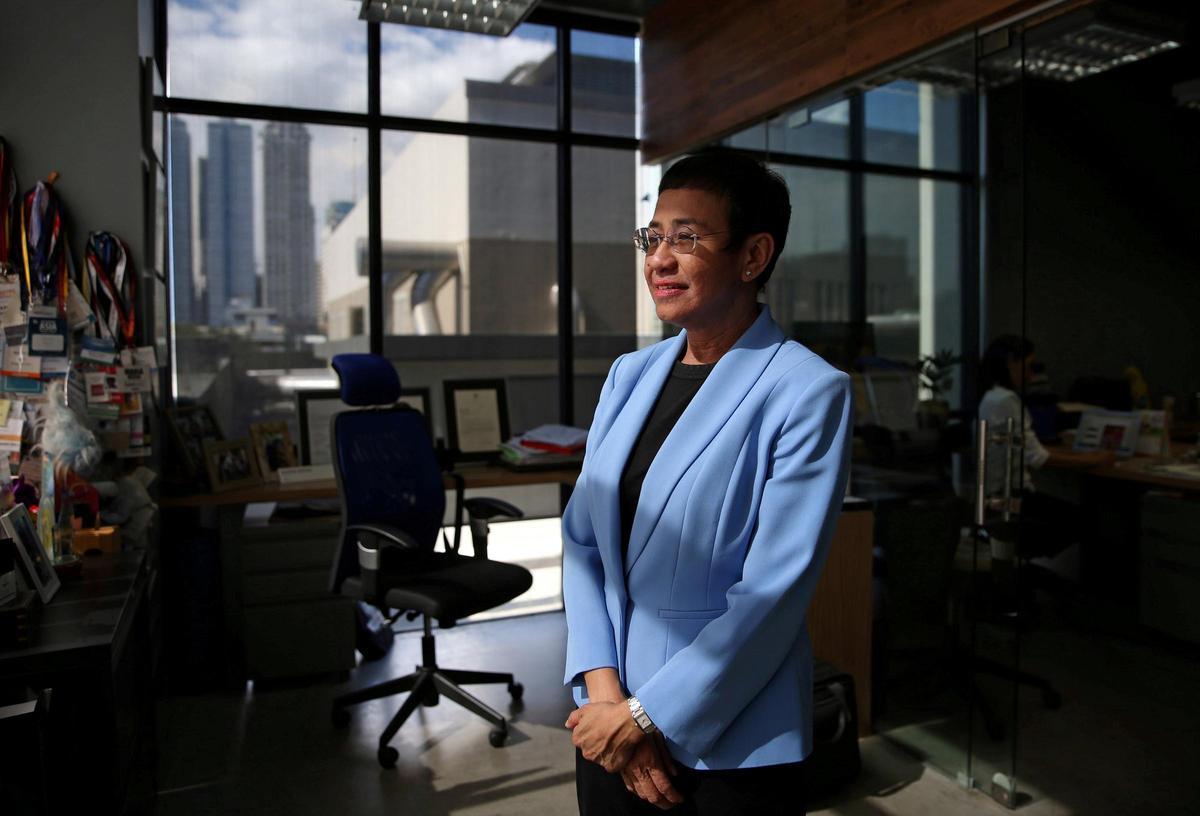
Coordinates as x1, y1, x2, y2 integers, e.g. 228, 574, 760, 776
166, 0, 626, 275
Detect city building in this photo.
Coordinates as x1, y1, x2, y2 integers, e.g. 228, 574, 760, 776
262, 121, 318, 336
200, 119, 256, 326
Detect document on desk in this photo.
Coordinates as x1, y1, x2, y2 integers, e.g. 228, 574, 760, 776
243, 502, 277, 527
1146, 463, 1200, 481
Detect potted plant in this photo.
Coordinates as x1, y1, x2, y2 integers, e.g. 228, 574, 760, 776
915, 349, 961, 428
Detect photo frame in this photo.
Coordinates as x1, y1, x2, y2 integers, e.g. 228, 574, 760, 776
444, 379, 510, 461
203, 438, 263, 493
249, 421, 298, 480
165, 405, 223, 482
296, 389, 344, 466
1, 504, 60, 604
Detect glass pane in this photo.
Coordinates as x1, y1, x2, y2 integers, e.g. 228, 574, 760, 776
168, 114, 368, 440
767, 99, 851, 159
864, 71, 969, 171
381, 23, 557, 128
572, 145, 640, 437
167, 0, 367, 111
864, 174, 962, 367
766, 166, 851, 338
724, 98, 850, 160
571, 31, 638, 138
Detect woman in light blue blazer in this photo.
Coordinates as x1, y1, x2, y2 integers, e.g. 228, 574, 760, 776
564, 150, 852, 814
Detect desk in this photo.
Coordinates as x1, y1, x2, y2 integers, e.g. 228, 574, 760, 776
160, 470, 875, 726
1040, 445, 1200, 605
160, 466, 582, 685
0, 552, 154, 814
158, 465, 582, 509
1044, 444, 1200, 493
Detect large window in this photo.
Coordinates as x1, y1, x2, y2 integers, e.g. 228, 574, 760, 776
163, 3, 639, 618
721, 69, 973, 392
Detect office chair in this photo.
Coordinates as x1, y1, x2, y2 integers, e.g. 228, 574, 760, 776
326, 354, 532, 768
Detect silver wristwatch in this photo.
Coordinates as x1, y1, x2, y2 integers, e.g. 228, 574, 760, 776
627, 695, 657, 735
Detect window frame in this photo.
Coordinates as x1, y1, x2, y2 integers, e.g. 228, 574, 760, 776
156, 4, 640, 426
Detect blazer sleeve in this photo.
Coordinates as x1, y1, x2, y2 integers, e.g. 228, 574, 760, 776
562, 360, 622, 691
633, 369, 852, 758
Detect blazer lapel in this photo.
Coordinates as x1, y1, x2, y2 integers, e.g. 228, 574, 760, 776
587, 333, 685, 575
624, 307, 786, 576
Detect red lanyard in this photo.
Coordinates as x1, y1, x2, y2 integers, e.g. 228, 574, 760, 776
86, 232, 137, 349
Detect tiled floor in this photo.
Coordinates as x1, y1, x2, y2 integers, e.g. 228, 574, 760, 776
156, 607, 1200, 815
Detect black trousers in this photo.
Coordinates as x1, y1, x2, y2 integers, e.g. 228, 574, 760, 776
575, 749, 806, 816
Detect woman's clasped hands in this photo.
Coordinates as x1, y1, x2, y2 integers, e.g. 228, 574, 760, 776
566, 701, 684, 810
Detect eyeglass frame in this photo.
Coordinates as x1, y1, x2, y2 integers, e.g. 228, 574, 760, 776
632, 226, 731, 256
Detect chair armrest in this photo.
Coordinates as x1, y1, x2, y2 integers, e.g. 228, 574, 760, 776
347, 524, 423, 601
464, 497, 524, 521
346, 523, 422, 551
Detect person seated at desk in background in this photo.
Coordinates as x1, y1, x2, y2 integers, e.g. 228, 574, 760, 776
979, 336, 1113, 585
979, 335, 1114, 497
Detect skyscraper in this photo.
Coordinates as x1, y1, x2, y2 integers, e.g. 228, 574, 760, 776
169, 117, 196, 324
262, 121, 316, 334
201, 119, 255, 326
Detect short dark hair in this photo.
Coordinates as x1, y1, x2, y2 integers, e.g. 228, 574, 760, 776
658, 148, 791, 288
981, 334, 1034, 393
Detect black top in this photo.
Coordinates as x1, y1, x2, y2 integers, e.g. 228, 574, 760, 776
619, 360, 715, 559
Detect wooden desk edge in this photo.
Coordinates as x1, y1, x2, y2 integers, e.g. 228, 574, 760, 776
160, 466, 582, 508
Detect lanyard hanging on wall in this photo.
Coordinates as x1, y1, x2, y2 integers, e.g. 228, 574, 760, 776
19, 178, 69, 317
86, 231, 137, 350
0, 137, 17, 273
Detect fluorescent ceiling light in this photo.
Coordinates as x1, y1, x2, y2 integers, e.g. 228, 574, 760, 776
355, 0, 540, 37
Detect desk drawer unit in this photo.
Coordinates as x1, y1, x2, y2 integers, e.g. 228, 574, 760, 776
1140, 493, 1200, 645
238, 517, 355, 679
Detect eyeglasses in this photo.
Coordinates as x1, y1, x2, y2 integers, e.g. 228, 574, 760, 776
632, 227, 729, 255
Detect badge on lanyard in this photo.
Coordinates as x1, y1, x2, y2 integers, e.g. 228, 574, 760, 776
27, 305, 67, 356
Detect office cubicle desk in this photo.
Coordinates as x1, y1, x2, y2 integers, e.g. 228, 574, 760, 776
0, 551, 155, 814
159, 471, 875, 733
1038, 444, 1200, 616
159, 466, 583, 685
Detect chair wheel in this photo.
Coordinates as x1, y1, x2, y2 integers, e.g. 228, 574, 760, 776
508, 682, 524, 701
378, 745, 399, 768
331, 706, 351, 729
1043, 690, 1063, 710
489, 727, 508, 748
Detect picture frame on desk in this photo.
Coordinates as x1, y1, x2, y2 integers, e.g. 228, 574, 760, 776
203, 438, 263, 493
1, 505, 59, 603
249, 420, 298, 481
296, 389, 343, 466
444, 379, 509, 462
165, 404, 223, 484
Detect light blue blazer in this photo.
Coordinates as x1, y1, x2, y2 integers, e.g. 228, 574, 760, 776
562, 305, 852, 770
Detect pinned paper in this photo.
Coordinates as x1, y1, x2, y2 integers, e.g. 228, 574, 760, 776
120, 346, 158, 370
28, 315, 67, 356
0, 416, 23, 455
2, 342, 41, 378
3, 377, 42, 395
117, 365, 151, 393
80, 335, 118, 365
0, 279, 22, 328
41, 356, 70, 377
85, 371, 111, 404
0, 399, 10, 423
66, 279, 96, 330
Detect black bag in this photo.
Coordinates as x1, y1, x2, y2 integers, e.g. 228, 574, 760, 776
806, 660, 862, 796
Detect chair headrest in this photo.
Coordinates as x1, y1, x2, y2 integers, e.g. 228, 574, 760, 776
331, 354, 401, 406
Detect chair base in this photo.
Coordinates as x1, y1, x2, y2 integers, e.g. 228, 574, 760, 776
331, 624, 523, 767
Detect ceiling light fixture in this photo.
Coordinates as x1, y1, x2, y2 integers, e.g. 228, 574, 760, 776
354, 0, 540, 37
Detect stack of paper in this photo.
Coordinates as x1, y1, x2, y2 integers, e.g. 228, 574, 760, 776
500, 424, 587, 467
